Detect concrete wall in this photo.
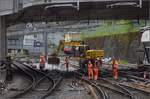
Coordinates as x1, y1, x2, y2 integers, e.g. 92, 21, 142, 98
84, 32, 141, 63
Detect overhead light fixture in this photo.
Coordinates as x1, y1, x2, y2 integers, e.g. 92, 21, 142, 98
45, 4, 75, 9
45, 0, 80, 10
106, 0, 142, 8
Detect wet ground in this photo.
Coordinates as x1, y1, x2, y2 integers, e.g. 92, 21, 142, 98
0, 71, 94, 99
45, 78, 93, 99
0, 57, 150, 99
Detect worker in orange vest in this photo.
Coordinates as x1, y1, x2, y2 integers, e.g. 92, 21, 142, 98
65, 57, 69, 71
93, 61, 99, 80
39, 54, 46, 70
112, 58, 119, 80
96, 57, 102, 76
88, 61, 93, 79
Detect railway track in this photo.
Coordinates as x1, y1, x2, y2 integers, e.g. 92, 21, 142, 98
10, 60, 63, 99
4, 57, 149, 99
99, 67, 150, 99
73, 71, 109, 99
119, 83, 150, 99
119, 70, 150, 83
67, 58, 149, 83
5, 58, 107, 99
16, 60, 109, 99
102, 69, 150, 87
73, 70, 137, 99
69, 61, 150, 99
98, 67, 150, 99
57, 59, 108, 99
10, 61, 36, 98
102, 64, 150, 83
94, 78, 135, 99
102, 76, 150, 99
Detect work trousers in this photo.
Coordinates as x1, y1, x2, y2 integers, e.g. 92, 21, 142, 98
88, 69, 93, 79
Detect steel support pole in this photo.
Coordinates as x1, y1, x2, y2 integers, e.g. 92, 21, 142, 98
0, 16, 7, 63
44, 32, 48, 62
0, 16, 7, 81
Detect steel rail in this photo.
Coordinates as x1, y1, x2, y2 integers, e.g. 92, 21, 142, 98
11, 63, 36, 98
15, 60, 65, 99
14, 60, 55, 88
13, 60, 57, 99
40, 76, 63, 99
69, 62, 136, 99
119, 83, 150, 95
99, 68, 150, 95
73, 71, 109, 99
103, 68, 150, 83
99, 78, 136, 99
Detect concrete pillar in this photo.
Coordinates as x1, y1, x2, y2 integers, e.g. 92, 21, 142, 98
0, 16, 7, 62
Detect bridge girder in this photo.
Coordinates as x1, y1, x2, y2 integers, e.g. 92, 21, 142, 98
5, 0, 149, 26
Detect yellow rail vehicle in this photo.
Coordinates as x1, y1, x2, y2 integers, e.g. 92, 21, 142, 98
85, 50, 104, 59
79, 48, 104, 73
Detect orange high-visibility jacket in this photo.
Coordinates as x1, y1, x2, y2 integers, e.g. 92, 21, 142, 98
113, 60, 118, 69
88, 63, 93, 70
94, 66, 99, 71
40, 56, 45, 64
94, 67, 99, 75
112, 60, 119, 69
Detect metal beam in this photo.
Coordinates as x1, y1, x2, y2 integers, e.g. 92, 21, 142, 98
4, 0, 148, 26
0, 0, 22, 16
0, 0, 13, 16
7, 24, 100, 36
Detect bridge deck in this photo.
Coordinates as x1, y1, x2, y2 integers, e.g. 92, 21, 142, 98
0, 0, 149, 25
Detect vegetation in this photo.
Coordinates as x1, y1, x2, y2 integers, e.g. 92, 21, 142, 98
80, 20, 149, 63
81, 20, 146, 40
119, 60, 129, 65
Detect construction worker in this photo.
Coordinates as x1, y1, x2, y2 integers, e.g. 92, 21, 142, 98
39, 54, 46, 70
112, 58, 119, 80
96, 57, 102, 75
93, 61, 99, 80
88, 61, 93, 79
65, 57, 69, 71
